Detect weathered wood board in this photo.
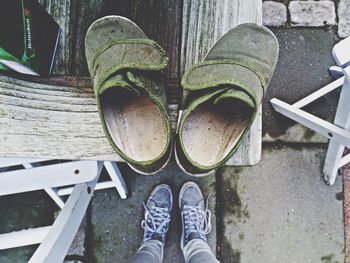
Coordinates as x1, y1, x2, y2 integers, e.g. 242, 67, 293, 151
37, 0, 182, 102
0, 76, 179, 161
37, 0, 73, 75
0, 0, 262, 165
0, 74, 251, 163
0, 76, 115, 160
181, 0, 263, 165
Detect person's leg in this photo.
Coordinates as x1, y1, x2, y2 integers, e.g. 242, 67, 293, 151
129, 184, 173, 263
183, 239, 219, 263
179, 182, 220, 263
130, 240, 163, 263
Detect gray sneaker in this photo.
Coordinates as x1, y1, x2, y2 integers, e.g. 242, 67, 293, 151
141, 184, 173, 243
179, 182, 212, 250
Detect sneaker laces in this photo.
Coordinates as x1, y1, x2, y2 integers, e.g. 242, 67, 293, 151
183, 194, 212, 241
141, 202, 171, 242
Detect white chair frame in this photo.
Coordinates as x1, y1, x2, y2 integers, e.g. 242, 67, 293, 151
0, 158, 127, 262
271, 36, 350, 185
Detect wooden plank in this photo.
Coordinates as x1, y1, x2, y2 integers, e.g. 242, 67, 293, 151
68, 0, 182, 103
42, 0, 182, 110
38, 0, 73, 75
38, 0, 183, 98
181, 0, 262, 165
99, 0, 182, 103
0, 75, 179, 161
0, 0, 183, 160
69, 0, 104, 76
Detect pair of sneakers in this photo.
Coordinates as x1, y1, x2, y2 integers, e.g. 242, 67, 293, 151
141, 182, 212, 250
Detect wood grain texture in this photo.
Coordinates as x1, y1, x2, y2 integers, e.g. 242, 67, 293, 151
38, 0, 182, 104
99, 0, 182, 86
0, 75, 179, 161
69, 0, 104, 76
59, 0, 182, 104
0, 0, 182, 161
181, 0, 262, 165
38, 0, 73, 75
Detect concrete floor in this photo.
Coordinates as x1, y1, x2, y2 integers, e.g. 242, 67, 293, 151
217, 145, 344, 263
0, 145, 345, 263
89, 146, 344, 263
263, 27, 339, 142
0, 191, 54, 262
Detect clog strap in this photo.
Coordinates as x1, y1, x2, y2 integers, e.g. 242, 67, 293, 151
181, 59, 266, 105
91, 39, 168, 93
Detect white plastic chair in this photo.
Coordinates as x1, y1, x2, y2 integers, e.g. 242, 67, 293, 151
0, 158, 127, 262
271, 36, 350, 185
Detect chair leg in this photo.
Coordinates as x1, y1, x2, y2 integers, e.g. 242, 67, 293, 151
323, 142, 345, 185
29, 162, 103, 263
104, 161, 128, 199
323, 69, 350, 184
271, 67, 350, 185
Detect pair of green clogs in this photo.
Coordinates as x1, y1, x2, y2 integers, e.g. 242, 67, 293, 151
85, 16, 279, 176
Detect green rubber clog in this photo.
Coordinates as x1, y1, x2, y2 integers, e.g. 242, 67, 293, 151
85, 16, 172, 174
176, 23, 279, 176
